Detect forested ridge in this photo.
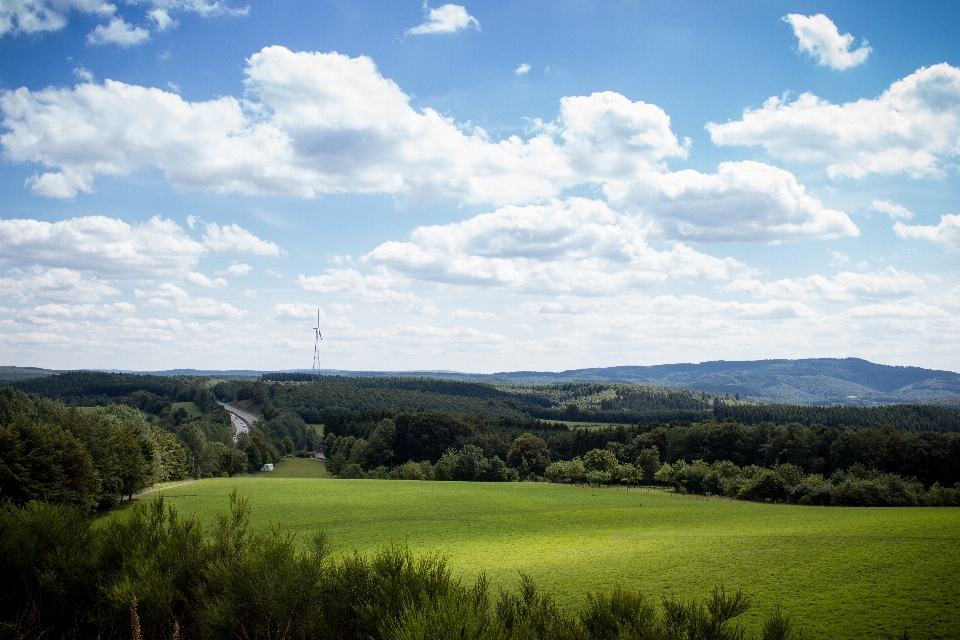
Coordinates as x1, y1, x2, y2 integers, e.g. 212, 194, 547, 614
242, 376, 960, 429
12, 372, 960, 431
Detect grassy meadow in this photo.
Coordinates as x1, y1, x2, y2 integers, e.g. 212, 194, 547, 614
138, 458, 959, 639
170, 401, 204, 418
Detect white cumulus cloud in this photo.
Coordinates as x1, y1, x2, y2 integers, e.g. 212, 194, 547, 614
0, 267, 120, 302
185, 271, 228, 288
515, 63, 530, 76
724, 266, 925, 302
610, 161, 858, 243
406, 3, 479, 35
221, 263, 252, 276
363, 198, 744, 295
707, 64, 960, 179
271, 302, 320, 321
87, 17, 149, 46
783, 14, 871, 70
135, 282, 244, 317
894, 214, 960, 252
298, 267, 425, 306
0, 215, 204, 278
0, 0, 114, 36
0, 48, 685, 206
0, 47, 855, 244
201, 222, 281, 255
871, 200, 915, 220
1, 0, 243, 39
0, 215, 279, 280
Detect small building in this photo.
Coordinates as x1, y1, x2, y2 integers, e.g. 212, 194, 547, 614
314, 442, 326, 460
261, 463, 274, 472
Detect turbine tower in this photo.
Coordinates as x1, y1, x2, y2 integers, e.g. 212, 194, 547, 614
312, 309, 322, 379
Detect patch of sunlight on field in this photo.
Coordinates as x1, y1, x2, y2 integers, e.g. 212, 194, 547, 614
141, 476, 960, 639
170, 401, 203, 418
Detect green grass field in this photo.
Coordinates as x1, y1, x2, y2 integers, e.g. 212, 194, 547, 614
141, 460, 959, 639
170, 401, 203, 418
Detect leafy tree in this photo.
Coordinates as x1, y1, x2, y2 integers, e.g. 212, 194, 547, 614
583, 449, 618, 474
395, 460, 427, 480
200, 442, 228, 477
0, 403, 100, 508
636, 446, 661, 483
507, 433, 550, 477
149, 427, 189, 482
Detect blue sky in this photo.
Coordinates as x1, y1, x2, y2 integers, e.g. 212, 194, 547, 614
1, 0, 958, 372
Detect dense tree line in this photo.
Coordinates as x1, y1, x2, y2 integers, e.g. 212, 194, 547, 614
321, 406, 960, 506
654, 460, 960, 507
12, 371, 213, 410
0, 388, 189, 508
231, 377, 721, 425
235, 376, 960, 429
713, 402, 960, 431
0, 389, 307, 509
559, 420, 960, 489
0, 494, 807, 640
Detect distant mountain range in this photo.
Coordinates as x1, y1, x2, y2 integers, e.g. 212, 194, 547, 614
3, 358, 959, 406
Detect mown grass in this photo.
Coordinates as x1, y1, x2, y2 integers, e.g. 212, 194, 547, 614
143, 471, 960, 639
268, 456, 330, 478
171, 401, 203, 418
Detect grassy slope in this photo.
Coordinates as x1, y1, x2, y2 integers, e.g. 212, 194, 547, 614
145, 469, 959, 639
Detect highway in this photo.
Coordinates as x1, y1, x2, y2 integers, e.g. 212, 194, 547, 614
219, 402, 257, 438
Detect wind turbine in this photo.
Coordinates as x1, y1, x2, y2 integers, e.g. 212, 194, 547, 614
312, 309, 322, 379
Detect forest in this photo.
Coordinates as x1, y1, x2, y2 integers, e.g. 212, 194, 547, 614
3, 372, 959, 511
236, 375, 960, 429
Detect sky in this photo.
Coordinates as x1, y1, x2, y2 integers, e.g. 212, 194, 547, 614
0, 0, 958, 373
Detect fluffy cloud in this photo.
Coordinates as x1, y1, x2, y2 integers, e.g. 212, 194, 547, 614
871, 200, 914, 220
894, 214, 960, 252
201, 223, 282, 255
25, 301, 136, 320
0, 47, 684, 206
515, 63, 530, 76
1, 0, 243, 40
556, 91, 689, 180
271, 302, 319, 321
87, 17, 149, 46
724, 266, 925, 302
0, 215, 279, 280
364, 198, 744, 294
0, 267, 120, 302
0, 0, 114, 36
221, 263, 252, 276
185, 271, 227, 288
610, 161, 858, 242
406, 4, 479, 35
135, 282, 244, 317
0, 46, 847, 244
708, 64, 960, 179
0, 215, 204, 277
783, 14, 871, 70
298, 268, 438, 313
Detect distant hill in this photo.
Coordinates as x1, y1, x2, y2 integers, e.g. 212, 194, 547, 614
468, 359, 960, 406
4, 358, 959, 406
0, 366, 61, 383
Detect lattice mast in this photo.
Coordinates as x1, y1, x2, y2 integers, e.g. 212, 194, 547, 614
312, 309, 322, 379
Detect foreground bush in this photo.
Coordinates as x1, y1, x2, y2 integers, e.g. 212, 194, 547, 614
0, 496, 809, 640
